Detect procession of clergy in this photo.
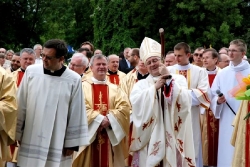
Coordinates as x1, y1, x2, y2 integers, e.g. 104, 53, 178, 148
0, 37, 248, 167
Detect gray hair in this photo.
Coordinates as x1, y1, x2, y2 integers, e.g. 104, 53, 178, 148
6, 49, 14, 55
89, 54, 107, 66
20, 48, 36, 57
33, 44, 42, 50
107, 54, 119, 62
71, 53, 89, 67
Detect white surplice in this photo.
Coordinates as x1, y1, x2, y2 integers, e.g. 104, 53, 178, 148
168, 64, 210, 167
211, 60, 250, 167
130, 74, 196, 167
16, 64, 89, 167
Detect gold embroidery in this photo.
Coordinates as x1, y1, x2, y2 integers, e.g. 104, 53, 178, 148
95, 91, 108, 115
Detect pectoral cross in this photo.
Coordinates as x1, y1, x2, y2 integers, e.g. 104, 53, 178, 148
95, 91, 108, 115
114, 78, 117, 85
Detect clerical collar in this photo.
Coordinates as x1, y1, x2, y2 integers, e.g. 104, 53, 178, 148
206, 67, 217, 74
137, 71, 149, 80
91, 77, 106, 84
108, 69, 117, 75
44, 65, 66, 76
21, 68, 25, 72
175, 63, 191, 70
85, 66, 89, 72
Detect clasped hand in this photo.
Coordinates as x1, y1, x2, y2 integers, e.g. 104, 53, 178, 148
155, 64, 170, 90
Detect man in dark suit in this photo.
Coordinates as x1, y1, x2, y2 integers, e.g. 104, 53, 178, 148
118, 47, 133, 74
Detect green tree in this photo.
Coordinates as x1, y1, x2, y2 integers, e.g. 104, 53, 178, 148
91, 0, 136, 55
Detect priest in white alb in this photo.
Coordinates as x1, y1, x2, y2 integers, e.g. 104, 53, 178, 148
16, 39, 89, 167
130, 37, 196, 167
167, 42, 210, 166
211, 39, 250, 167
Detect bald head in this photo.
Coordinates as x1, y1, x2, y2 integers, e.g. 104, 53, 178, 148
0, 48, 6, 54
164, 52, 177, 66
218, 53, 230, 69
108, 54, 119, 72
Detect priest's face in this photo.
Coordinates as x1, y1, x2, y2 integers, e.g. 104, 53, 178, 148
174, 48, 190, 66
108, 56, 119, 72
20, 51, 35, 70
91, 57, 108, 80
202, 51, 217, 70
228, 44, 245, 65
145, 56, 161, 76
42, 48, 64, 71
69, 56, 86, 75
11, 54, 21, 71
138, 59, 148, 71
193, 49, 204, 67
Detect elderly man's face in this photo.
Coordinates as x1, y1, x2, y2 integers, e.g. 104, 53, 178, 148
145, 56, 161, 77
108, 56, 119, 72
69, 57, 86, 75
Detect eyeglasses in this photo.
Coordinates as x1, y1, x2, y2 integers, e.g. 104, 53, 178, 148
41, 54, 57, 60
146, 58, 160, 66
70, 63, 83, 68
193, 53, 203, 57
0, 51, 5, 53
228, 49, 242, 53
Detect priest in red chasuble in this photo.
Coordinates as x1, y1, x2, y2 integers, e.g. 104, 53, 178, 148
106, 54, 126, 85
201, 48, 220, 166
130, 37, 195, 167
12, 48, 35, 87
72, 54, 130, 167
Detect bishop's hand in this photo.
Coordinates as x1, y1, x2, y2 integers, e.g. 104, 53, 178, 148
155, 75, 168, 90
159, 63, 170, 75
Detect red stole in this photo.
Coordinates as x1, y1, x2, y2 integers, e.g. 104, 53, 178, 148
246, 102, 250, 167
91, 84, 110, 167
108, 74, 119, 85
205, 73, 219, 166
208, 74, 216, 87
17, 71, 25, 87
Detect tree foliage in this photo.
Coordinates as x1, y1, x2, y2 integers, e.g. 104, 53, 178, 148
0, 0, 248, 55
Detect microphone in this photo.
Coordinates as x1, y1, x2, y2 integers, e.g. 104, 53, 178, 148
216, 90, 236, 115
216, 90, 223, 97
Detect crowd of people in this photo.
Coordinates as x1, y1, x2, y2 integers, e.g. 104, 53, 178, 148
0, 37, 248, 167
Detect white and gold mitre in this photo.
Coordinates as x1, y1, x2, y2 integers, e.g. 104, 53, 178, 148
140, 37, 161, 63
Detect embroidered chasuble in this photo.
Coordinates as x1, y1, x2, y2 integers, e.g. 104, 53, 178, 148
202, 68, 220, 166
130, 74, 196, 167
0, 67, 17, 164
231, 100, 250, 167
120, 68, 149, 166
9, 68, 25, 162
72, 78, 130, 167
106, 70, 126, 85
168, 64, 210, 167
16, 64, 89, 167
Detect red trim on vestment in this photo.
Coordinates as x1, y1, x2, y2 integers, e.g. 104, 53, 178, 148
17, 71, 24, 87
108, 74, 120, 85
